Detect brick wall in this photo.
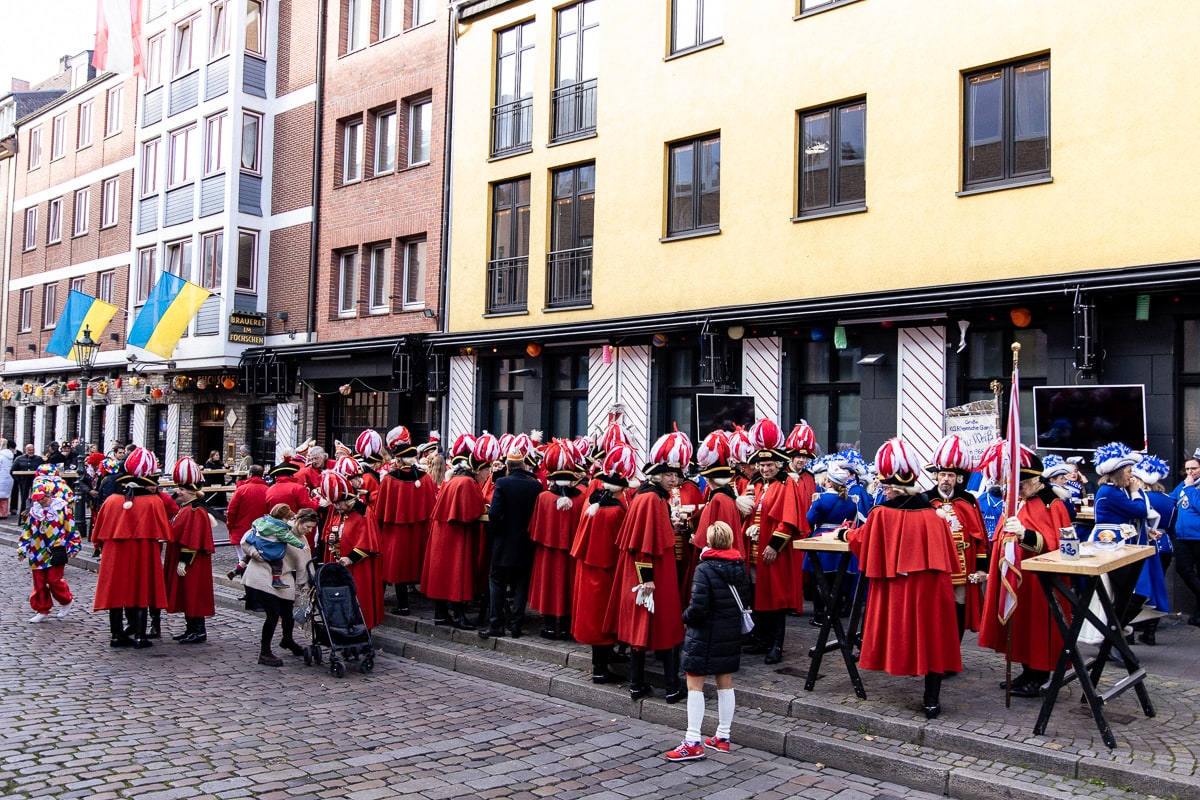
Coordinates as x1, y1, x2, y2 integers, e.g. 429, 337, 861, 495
267, 223, 313, 335
276, 0, 319, 95
271, 103, 316, 215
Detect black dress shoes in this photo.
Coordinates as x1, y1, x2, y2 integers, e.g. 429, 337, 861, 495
1009, 680, 1042, 699
591, 671, 621, 684
664, 689, 686, 704
478, 626, 505, 639
629, 685, 651, 700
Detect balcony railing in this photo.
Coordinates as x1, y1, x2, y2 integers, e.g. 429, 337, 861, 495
491, 98, 533, 157
551, 79, 597, 142
487, 256, 528, 314
545, 247, 592, 308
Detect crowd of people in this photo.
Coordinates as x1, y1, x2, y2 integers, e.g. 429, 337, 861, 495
10, 421, 1200, 764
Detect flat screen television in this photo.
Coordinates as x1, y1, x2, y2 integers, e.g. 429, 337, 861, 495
1032, 384, 1147, 452
696, 393, 756, 435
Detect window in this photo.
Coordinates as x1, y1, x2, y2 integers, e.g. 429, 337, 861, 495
165, 238, 193, 278
342, 119, 363, 183
98, 271, 115, 304
47, 198, 63, 244
368, 243, 391, 312
553, 1, 598, 142
136, 247, 157, 304
375, 110, 396, 174
210, 0, 230, 59
402, 238, 425, 310
19, 289, 33, 332
962, 327, 1046, 443
201, 231, 223, 289
146, 34, 164, 88
237, 230, 257, 289
23, 207, 37, 250
71, 277, 86, 295
174, 16, 197, 76
73, 188, 90, 236
241, 111, 261, 173
547, 163, 594, 308
346, 0, 369, 52
28, 127, 42, 169
141, 138, 161, 196
77, 100, 94, 148
169, 125, 197, 186
51, 113, 67, 160
964, 56, 1050, 190
667, 134, 720, 236
245, 0, 265, 54
547, 353, 588, 439
43, 284, 59, 329
656, 345, 702, 441
799, 99, 865, 216
488, 177, 530, 313
407, 100, 429, 166
105, 85, 123, 136
204, 112, 227, 175
379, 0, 400, 39
492, 21, 534, 155
101, 178, 119, 228
486, 357, 526, 433
786, 338, 862, 454
411, 0, 434, 28
337, 251, 358, 316
799, 0, 860, 13
672, 0, 721, 54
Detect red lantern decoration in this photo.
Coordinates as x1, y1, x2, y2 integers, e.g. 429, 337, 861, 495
525, 342, 543, 358
86, 387, 94, 397
114, 378, 122, 389
66, 380, 81, 391
222, 377, 236, 390
151, 387, 164, 399
1010, 307, 1032, 328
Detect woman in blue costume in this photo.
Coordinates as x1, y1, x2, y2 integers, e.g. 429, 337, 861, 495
1130, 455, 1174, 645
805, 463, 859, 626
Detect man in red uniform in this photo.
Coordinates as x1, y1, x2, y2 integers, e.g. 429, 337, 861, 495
848, 438, 960, 719
226, 464, 270, 560
355, 429, 385, 509
92, 447, 170, 649
265, 460, 317, 533
604, 432, 691, 702
784, 423, 818, 624
375, 425, 436, 615
922, 434, 990, 641
979, 450, 1072, 698
321, 471, 385, 630
527, 441, 586, 640
163, 458, 216, 644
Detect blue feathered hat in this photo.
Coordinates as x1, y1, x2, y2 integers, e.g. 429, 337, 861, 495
1041, 453, 1071, 480
836, 448, 868, 479
1132, 454, 1169, 485
1094, 442, 1142, 477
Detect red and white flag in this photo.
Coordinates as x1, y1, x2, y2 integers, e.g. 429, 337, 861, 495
998, 354, 1022, 623
92, 0, 144, 77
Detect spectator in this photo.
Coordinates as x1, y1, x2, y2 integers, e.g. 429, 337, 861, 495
227, 465, 271, 559
203, 450, 225, 486
234, 444, 253, 474
13, 444, 45, 516
46, 442, 68, 467
264, 460, 318, 524
0, 439, 14, 518
163, 459, 216, 644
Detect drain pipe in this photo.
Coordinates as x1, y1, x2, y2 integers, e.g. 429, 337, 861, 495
307, 0, 328, 341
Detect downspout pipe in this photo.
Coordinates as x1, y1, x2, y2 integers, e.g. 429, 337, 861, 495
308, 0, 328, 340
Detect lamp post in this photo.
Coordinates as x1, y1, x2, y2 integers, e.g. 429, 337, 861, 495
73, 326, 100, 448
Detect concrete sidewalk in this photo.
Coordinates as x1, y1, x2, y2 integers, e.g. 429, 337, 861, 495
7, 522, 1198, 800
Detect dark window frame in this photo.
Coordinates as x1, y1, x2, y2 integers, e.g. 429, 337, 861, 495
546, 351, 589, 439
665, 133, 720, 238
547, 162, 594, 308
670, 0, 723, 56
784, 337, 863, 455
551, 0, 598, 142
962, 55, 1050, 191
491, 20, 535, 157
798, 97, 866, 217
488, 176, 530, 314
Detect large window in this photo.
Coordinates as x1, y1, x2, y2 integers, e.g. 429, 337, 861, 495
379, 0, 400, 39
165, 238, 193, 278
146, 34, 164, 88
667, 134, 720, 236
407, 100, 430, 166
28, 126, 42, 169
488, 177, 530, 313
346, 0, 369, 52
402, 238, 425, 310
241, 111, 262, 173
369, 243, 391, 313
671, 0, 722, 55
141, 138, 161, 196
19, 289, 33, 332
71, 277, 86, 295
552, 1, 598, 142
43, 284, 59, 329
962, 327, 1046, 443
659, 345, 703, 442
245, 0, 265, 55
237, 230, 257, 290
411, 0, 435, 27
101, 177, 119, 228
342, 119, 363, 183
47, 198, 63, 244
789, 338, 862, 454
492, 21, 534, 156
487, 357, 527, 433
210, 0, 230, 59
337, 251, 358, 316
105, 85, 123, 136
547, 163, 594, 308
169, 124, 198, 186
73, 188, 90, 236
547, 353, 588, 439
375, 109, 396, 174
205, 112, 227, 175
799, 99, 865, 216
51, 113, 67, 160
136, 247, 157, 304
963, 56, 1050, 190
201, 231, 223, 289
23, 207, 37, 250
77, 100, 94, 148
174, 16, 197, 75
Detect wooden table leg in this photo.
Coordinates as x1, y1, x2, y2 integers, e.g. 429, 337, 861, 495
803, 553, 867, 699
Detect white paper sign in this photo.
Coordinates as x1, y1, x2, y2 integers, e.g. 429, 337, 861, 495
945, 414, 997, 461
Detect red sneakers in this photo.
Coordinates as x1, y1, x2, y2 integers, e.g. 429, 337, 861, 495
703, 736, 731, 753
664, 741, 706, 761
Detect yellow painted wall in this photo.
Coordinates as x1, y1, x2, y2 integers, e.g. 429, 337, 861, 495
447, 0, 1200, 334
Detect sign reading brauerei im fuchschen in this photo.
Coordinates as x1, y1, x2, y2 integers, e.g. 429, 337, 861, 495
228, 312, 266, 345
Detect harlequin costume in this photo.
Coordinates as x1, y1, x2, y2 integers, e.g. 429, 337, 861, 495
92, 448, 170, 649
163, 458, 216, 643
320, 471, 385, 630
18, 480, 82, 620
528, 440, 585, 638
375, 426, 437, 614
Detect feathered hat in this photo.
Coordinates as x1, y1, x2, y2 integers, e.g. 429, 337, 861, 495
645, 430, 692, 477
925, 434, 977, 477
748, 419, 786, 464
598, 423, 630, 460
1132, 454, 1170, 486
835, 448, 868, 479
172, 457, 204, 492
319, 471, 354, 503
784, 422, 818, 459
1094, 442, 1142, 477
268, 459, 300, 478
542, 439, 578, 481
874, 438, 923, 487
978, 439, 1042, 483
332, 454, 363, 477
509, 433, 535, 465
571, 435, 595, 466
471, 432, 502, 471
355, 429, 385, 465
449, 433, 477, 467
599, 443, 637, 487
1041, 453, 1072, 480
124, 447, 160, 481
386, 425, 416, 458
695, 430, 734, 479
728, 427, 754, 465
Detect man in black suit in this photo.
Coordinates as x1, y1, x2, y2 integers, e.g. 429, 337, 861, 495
480, 452, 543, 638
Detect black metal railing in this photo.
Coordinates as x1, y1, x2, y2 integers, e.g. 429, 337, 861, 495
490, 98, 533, 156
551, 79, 597, 142
487, 256, 529, 313
545, 247, 592, 308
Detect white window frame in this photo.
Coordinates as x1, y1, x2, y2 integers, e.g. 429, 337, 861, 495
73, 188, 90, 237
408, 99, 431, 166
101, 178, 120, 228
337, 251, 358, 317
98, 271, 115, 304
23, 208, 37, 251
411, 0, 435, 28
47, 198, 63, 244
141, 138, 161, 197
204, 112, 227, 175
342, 120, 363, 184
245, 0, 266, 55
146, 33, 165, 89
28, 126, 42, 169
369, 243, 391, 313
71, 276, 87, 295
105, 85, 123, 136
165, 238, 193, 279
402, 238, 426, 310
379, 0, 399, 39
209, 0, 230, 59
201, 230, 223, 290
346, 0, 369, 52
136, 247, 157, 305
77, 100, 94, 149
240, 111, 262, 174
19, 289, 34, 332
43, 284, 59, 329
51, 113, 67, 160
174, 15, 198, 76
374, 110, 396, 175
236, 230, 258, 290
168, 124, 198, 187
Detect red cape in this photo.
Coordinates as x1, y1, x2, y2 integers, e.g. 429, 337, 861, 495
92, 492, 169, 610
929, 493, 990, 632
421, 475, 486, 603
327, 507, 384, 630
570, 499, 625, 645
375, 469, 437, 584
529, 488, 585, 616
163, 502, 215, 617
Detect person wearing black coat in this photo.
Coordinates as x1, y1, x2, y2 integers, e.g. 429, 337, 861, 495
482, 455, 543, 637
665, 521, 749, 762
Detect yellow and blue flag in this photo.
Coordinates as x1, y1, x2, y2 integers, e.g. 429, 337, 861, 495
127, 272, 211, 359
47, 290, 119, 360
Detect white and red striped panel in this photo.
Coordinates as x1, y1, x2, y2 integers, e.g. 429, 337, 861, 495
164, 404, 180, 469
275, 403, 298, 463
447, 354, 477, 444
620, 345, 652, 456
131, 403, 148, 448
104, 404, 119, 453
743, 337, 782, 424
897, 326, 946, 489
587, 346, 617, 440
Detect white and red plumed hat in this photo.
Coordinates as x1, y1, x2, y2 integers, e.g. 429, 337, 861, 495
355, 429, 385, 464
496, 433, 516, 459
749, 419, 787, 465
978, 440, 1043, 483
125, 447, 159, 479
696, 430, 734, 478
729, 427, 754, 464
449, 433, 476, 466
874, 438, 922, 487
784, 422, 819, 459
333, 455, 363, 477
172, 457, 203, 491
571, 435, 595, 465
599, 423, 630, 456
600, 443, 637, 487
925, 434, 976, 475
319, 471, 355, 503
646, 431, 692, 477
508, 433, 534, 463
542, 439, 578, 481
471, 432, 502, 470
386, 425, 416, 457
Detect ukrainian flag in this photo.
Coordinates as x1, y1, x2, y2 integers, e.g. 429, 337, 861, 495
127, 272, 211, 359
47, 290, 119, 360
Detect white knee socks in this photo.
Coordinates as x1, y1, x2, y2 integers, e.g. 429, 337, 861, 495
685, 690, 705, 743
716, 688, 735, 739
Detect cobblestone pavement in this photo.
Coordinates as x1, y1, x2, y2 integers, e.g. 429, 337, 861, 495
0, 554, 943, 800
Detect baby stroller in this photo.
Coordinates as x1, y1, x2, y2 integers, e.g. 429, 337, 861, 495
301, 561, 376, 677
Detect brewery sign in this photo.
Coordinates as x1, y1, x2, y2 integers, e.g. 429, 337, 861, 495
228, 311, 266, 345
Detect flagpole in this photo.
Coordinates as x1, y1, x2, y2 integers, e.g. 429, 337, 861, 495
1004, 341, 1020, 708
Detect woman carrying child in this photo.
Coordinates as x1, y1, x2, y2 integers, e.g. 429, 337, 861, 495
242, 506, 316, 665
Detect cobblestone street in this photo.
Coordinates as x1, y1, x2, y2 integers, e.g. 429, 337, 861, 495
0, 554, 941, 800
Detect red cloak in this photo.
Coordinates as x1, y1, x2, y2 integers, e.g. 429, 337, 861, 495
163, 501, 215, 617
326, 506, 385, 630
928, 492, 990, 633
743, 477, 803, 612
787, 471, 816, 606
421, 474, 487, 603
528, 487, 585, 617
92, 491, 170, 611
375, 468, 437, 584
570, 492, 626, 645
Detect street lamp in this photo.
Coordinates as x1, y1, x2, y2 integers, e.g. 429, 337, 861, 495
73, 326, 100, 447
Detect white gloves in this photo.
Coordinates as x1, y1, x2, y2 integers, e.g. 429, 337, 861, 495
735, 493, 755, 515
1003, 517, 1024, 534
745, 524, 760, 543
176, 562, 187, 577
633, 584, 655, 614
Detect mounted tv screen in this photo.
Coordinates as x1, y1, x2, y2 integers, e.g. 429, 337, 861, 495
1032, 384, 1147, 452
696, 393, 756, 435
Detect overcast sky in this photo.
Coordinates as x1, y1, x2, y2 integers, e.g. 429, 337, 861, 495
1, 1, 97, 92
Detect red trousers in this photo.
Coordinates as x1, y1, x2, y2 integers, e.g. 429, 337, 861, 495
30, 566, 73, 614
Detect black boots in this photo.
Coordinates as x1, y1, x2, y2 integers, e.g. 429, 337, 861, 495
923, 672, 943, 719
126, 607, 152, 649
393, 584, 409, 615
662, 647, 684, 703
1136, 618, 1159, 646
451, 603, 476, 631
179, 617, 207, 644
591, 646, 620, 684
629, 650, 650, 699
147, 608, 162, 640
109, 609, 134, 648
541, 615, 559, 639
764, 611, 785, 665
